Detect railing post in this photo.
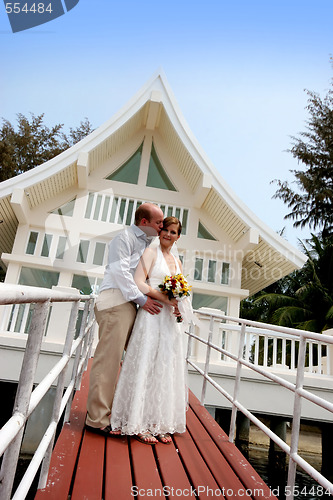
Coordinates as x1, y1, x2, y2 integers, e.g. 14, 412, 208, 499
0, 300, 50, 500
229, 322, 246, 443
38, 300, 80, 489
81, 297, 96, 374
64, 299, 90, 422
286, 335, 307, 500
200, 315, 214, 405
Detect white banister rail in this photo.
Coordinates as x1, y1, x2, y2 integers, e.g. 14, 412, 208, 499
187, 311, 333, 500
0, 284, 96, 500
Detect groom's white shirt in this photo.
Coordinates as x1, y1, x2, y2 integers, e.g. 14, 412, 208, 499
99, 224, 153, 307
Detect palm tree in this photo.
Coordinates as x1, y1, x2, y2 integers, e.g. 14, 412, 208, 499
242, 232, 333, 332
241, 232, 333, 366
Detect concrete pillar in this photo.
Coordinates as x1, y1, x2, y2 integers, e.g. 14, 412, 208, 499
215, 408, 231, 435
236, 412, 250, 458
321, 422, 333, 482
268, 416, 287, 491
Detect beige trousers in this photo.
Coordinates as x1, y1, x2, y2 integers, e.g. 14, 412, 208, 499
86, 289, 137, 428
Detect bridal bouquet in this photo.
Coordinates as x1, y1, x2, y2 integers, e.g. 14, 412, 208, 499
159, 274, 191, 322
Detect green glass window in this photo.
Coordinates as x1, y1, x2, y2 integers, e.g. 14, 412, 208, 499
194, 258, 203, 281
197, 221, 216, 240
93, 195, 102, 220
221, 263, 230, 285
19, 267, 59, 289
56, 236, 67, 260
26, 231, 38, 255
146, 143, 176, 191
51, 198, 75, 217
77, 240, 90, 263
208, 260, 216, 283
107, 143, 142, 184
72, 274, 102, 295
101, 196, 111, 222
41, 234, 53, 257
192, 293, 227, 312
181, 209, 188, 235
93, 242, 106, 266
85, 193, 94, 219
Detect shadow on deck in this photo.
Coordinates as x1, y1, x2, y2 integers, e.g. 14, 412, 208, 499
35, 361, 276, 499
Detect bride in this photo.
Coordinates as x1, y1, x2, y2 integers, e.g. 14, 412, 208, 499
110, 216, 188, 444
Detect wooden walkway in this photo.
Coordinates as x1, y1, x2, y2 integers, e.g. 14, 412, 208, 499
35, 362, 276, 499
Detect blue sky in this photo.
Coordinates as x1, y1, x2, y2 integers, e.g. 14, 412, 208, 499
1, 0, 332, 247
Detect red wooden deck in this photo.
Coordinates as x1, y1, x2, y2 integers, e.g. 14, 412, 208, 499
35, 361, 276, 499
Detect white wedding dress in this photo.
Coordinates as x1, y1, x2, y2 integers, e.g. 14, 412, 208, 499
110, 245, 188, 436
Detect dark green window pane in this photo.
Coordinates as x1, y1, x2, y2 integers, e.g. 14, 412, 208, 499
72, 275, 102, 295
85, 193, 94, 218
72, 274, 95, 295
19, 267, 59, 289
41, 234, 53, 257
93, 242, 106, 266
221, 263, 230, 285
194, 258, 203, 281
146, 143, 177, 191
192, 293, 227, 312
101, 196, 111, 222
197, 221, 216, 240
107, 143, 142, 184
118, 198, 126, 224
109, 197, 118, 222
77, 240, 90, 263
51, 198, 75, 217
93, 195, 102, 220
126, 200, 134, 226
208, 260, 216, 282
56, 237, 67, 259
182, 209, 188, 235
26, 232, 38, 255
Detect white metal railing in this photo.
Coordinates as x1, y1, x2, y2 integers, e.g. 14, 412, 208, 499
0, 284, 96, 500
220, 322, 330, 374
186, 311, 333, 500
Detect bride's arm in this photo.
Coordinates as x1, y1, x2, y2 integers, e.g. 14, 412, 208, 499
134, 248, 176, 305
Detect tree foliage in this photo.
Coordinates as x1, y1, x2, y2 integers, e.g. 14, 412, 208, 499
0, 113, 93, 182
240, 232, 333, 333
273, 65, 333, 232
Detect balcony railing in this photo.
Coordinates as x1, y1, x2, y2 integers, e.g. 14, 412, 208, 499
186, 311, 333, 500
0, 284, 96, 500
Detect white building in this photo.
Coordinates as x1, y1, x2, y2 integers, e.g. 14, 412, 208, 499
0, 70, 306, 341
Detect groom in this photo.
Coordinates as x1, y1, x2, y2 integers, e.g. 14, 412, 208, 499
85, 202, 164, 435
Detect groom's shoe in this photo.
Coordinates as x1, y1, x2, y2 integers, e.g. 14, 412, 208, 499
85, 424, 121, 437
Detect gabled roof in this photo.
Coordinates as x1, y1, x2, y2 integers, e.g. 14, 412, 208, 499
0, 70, 306, 294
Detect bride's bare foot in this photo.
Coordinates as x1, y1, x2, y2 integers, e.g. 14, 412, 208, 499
157, 433, 172, 444
135, 432, 158, 445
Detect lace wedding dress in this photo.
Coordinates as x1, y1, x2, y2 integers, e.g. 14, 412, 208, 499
110, 244, 187, 436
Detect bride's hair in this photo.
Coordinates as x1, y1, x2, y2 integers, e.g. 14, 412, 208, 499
162, 216, 182, 235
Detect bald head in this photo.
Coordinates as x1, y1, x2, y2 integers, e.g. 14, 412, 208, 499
135, 203, 164, 237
